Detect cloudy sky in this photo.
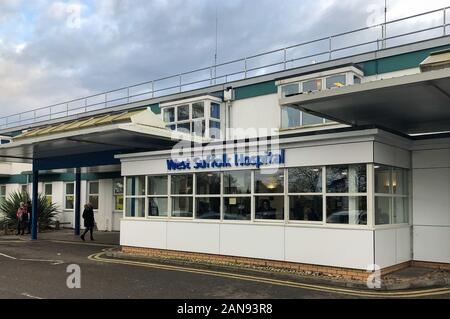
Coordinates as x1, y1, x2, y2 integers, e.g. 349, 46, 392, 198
0, 0, 449, 118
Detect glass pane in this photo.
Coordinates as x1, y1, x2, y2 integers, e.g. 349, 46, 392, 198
392, 168, 408, 195
375, 165, 391, 194
89, 195, 99, 210
281, 106, 301, 129
114, 195, 124, 211
375, 196, 391, 225
171, 174, 193, 194
192, 120, 205, 137
255, 196, 284, 220
171, 197, 193, 217
302, 79, 322, 92
126, 176, 145, 196
166, 124, 176, 131
0, 186, 5, 196
209, 120, 221, 139
148, 176, 168, 195
148, 197, 168, 217
113, 179, 123, 195
44, 184, 52, 195
163, 107, 175, 122
125, 198, 145, 217
354, 76, 361, 84
288, 167, 322, 193
177, 104, 189, 121
289, 195, 323, 221
326, 74, 346, 89
192, 102, 204, 119
302, 112, 323, 125
65, 196, 74, 209
394, 197, 408, 224
326, 196, 367, 225
210, 103, 221, 119
66, 183, 74, 195
177, 122, 191, 133
224, 197, 251, 220
281, 83, 299, 97
326, 165, 366, 193
196, 173, 221, 194
89, 181, 99, 195
196, 197, 220, 219
223, 171, 251, 194
255, 170, 284, 193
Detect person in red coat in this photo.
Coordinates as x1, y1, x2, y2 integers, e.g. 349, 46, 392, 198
16, 202, 27, 236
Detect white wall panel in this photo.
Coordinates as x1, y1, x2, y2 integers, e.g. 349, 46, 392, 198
220, 224, 285, 261
120, 219, 167, 249
167, 222, 220, 254
413, 148, 450, 169
285, 227, 373, 269
414, 226, 450, 263
413, 168, 450, 227
374, 142, 411, 168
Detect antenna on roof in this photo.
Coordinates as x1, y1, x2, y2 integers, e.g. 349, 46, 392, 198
214, 2, 219, 84
382, 0, 388, 48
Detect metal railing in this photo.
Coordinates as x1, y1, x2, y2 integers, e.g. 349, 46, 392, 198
0, 6, 448, 131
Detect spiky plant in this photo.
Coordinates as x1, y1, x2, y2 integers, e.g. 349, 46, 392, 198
0, 190, 59, 231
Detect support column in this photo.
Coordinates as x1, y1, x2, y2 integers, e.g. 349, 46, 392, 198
31, 169, 39, 240
74, 170, 81, 236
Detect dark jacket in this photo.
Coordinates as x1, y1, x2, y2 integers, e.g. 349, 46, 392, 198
82, 207, 95, 228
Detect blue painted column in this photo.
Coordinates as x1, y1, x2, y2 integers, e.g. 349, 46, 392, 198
74, 170, 81, 236
31, 169, 39, 240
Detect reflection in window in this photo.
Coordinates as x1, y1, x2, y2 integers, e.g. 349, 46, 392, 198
326, 74, 346, 89
224, 197, 251, 220
255, 196, 284, 220
177, 104, 189, 121
88, 181, 99, 210
192, 102, 204, 119
164, 107, 175, 122
281, 106, 301, 129
196, 197, 220, 219
113, 179, 124, 211
289, 195, 323, 221
125, 198, 145, 217
172, 197, 193, 217
289, 167, 322, 193
326, 165, 366, 193
375, 165, 391, 193
148, 198, 168, 217
302, 79, 322, 92
255, 171, 284, 193
210, 103, 221, 119
281, 84, 299, 97
375, 196, 391, 225
302, 112, 324, 125
326, 196, 367, 225
148, 176, 168, 195
224, 171, 251, 194
171, 174, 193, 194
126, 176, 145, 196
196, 173, 220, 194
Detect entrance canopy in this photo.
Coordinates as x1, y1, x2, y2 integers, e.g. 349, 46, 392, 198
0, 108, 183, 169
280, 68, 450, 135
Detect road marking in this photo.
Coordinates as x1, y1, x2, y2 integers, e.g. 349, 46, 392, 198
0, 252, 17, 260
0, 252, 63, 265
21, 293, 43, 299
48, 240, 116, 247
88, 251, 450, 298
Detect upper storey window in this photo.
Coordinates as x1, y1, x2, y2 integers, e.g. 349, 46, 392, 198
161, 97, 223, 139
279, 66, 363, 98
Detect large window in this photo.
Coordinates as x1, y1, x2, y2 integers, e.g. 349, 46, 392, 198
288, 167, 323, 222
64, 182, 75, 210
196, 173, 221, 220
326, 165, 367, 225
44, 183, 52, 204
125, 176, 145, 217
171, 174, 193, 217
148, 175, 168, 217
113, 178, 124, 211
374, 165, 409, 225
88, 181, 99, 210
281, 106, 328, 129
255, 170, 284, 220
223, 171, 251, 220
162, 100, 222, 139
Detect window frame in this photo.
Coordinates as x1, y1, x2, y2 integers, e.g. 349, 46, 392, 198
113, 178, 124, 212
44, 183, 53, 204
87, 180, 99, 211
64, 182, 75, 211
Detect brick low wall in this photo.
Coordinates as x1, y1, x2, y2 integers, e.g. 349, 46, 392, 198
121, 246, 412, 282
412, 260, 450, 270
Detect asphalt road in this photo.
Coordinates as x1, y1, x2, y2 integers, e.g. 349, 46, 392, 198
0, 239, 449, 299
